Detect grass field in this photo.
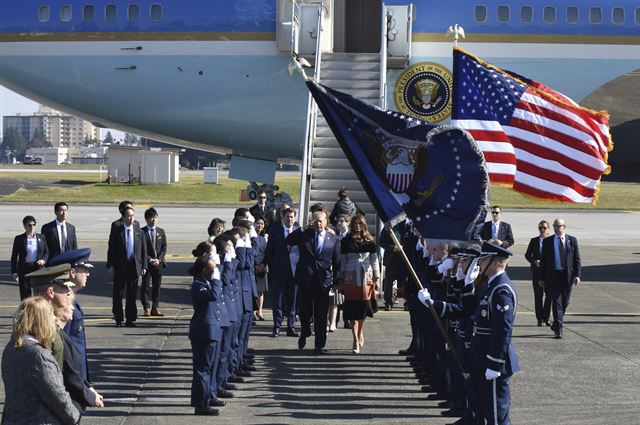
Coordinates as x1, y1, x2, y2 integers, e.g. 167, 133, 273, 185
0, 168, 638, 210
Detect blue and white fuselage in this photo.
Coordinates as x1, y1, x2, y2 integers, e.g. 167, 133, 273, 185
0, 0, 638, 167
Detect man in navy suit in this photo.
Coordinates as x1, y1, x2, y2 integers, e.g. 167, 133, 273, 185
286, 210, 340, 354
524, 220, 552, 326
475, 205, 514, 248
539, 218, 581, 339
264, 207, 299, 337
41, 202, 77, 262
141, 207, 167, 317
107, 206, 147, 327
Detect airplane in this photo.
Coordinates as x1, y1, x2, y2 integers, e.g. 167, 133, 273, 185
1, 0, 639, 184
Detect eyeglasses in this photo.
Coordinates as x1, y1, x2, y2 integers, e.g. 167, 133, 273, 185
259, 196, 266, 199
553, 224, 565, 228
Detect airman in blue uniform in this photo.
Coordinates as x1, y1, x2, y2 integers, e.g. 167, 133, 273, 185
419, 242, 519, 425
48, 248, 94, 383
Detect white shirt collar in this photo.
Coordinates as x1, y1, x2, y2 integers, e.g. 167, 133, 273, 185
55, 219, 65, 227
488, 270, 505, 284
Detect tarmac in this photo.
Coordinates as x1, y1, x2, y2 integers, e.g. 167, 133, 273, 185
0, 204, 638, 424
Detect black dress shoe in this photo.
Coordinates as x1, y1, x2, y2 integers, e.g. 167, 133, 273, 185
343, 321, 351, 329
224, 383, 237, 391
554, 332, 563, 339
247, 348, 255, 354
399, 348, 415, 356
287, 329, 299, 337
217, 389, 234, 398
437, 400, 451, 408
195, 406, 219, 415
544, 321, 552, 327
245, 358, 255, 365
115, 322, 122, 328
537, 321, 543, 327
242, 364, 257, 372
227, 375, 244, 384
271, 329, 280, 337
236, 370, 252, 377
208, 398, 226, 407
245, 353, 255, 359
298, 336, 306, 350
124, 322, 136, 328
420, 385, 434, 393
427, 392, 446, 400
314, 347, 327, 355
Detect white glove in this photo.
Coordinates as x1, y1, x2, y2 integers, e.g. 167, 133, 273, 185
485, 368, 501, 380
209, 253, 220, 265
212, 267, 221, 281
249, 226, 258, 238
437, 258, 454, 274
416, 240, 423, 251
455, 263, 466, 281
246, 212, 255, 223
224, 253, 233, 263
236, 239, 245, 248
417, 288, 432, 306
465, 258, 480, 286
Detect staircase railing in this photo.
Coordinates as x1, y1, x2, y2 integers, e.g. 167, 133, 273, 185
297, 2, 325, 225
380, 5, 389, 109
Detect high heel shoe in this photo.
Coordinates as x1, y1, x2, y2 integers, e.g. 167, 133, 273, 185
352, 341, 360, 354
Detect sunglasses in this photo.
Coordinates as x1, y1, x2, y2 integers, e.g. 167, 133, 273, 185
491, 211, 500, 215
259, 196, 266, 199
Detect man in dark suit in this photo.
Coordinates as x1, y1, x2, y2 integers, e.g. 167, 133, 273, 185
41, 202, 77, 262
379, 221, 407, 311
249, 191, 273, 226
286, 210, 340, 354
264, 207, 299, 337
141, 207, 167, 317
524, 220, 552, 326
107, 206, 147, 327
476, 205, 514, 248
539, 217, 581, 339
11, 215, 49, 300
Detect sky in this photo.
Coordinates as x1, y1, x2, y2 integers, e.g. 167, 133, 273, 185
0, 85, 124, 140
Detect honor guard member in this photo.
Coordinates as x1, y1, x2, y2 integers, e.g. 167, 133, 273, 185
26, 263, 74, 371
419, 242, 519, 425
48, 248, 94, 382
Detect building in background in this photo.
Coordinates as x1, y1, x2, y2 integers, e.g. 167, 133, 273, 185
2, 105, 99, 154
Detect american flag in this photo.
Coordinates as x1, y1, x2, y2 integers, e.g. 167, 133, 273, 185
450, 48, 612, 204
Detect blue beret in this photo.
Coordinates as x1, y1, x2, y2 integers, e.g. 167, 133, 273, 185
48, 248, 93, 268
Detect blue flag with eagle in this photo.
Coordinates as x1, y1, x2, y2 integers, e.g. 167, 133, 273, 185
306, 80, 489, 244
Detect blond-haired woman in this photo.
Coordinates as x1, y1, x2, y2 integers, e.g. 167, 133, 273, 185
2, 297, 80, 425
340, 215, 380, 354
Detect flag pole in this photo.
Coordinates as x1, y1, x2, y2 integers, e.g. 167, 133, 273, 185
386, 227, 469, 379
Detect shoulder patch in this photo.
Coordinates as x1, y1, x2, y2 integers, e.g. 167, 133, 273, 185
497, 304, 509, 312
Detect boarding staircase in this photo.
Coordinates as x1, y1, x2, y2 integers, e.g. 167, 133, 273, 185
305, 52, 381, 219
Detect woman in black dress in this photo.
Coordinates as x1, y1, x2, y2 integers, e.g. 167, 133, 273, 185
340, 215, 380, 354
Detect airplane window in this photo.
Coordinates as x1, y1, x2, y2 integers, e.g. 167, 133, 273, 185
128, 4, 140, 21
83, 5, 94, 21
150, 4, 162, 21
38, 5, 51, 22
543, 6, 556, 23
520, 5, 533, 23
636, 8, 640, 24
60, 4, 72, 22
566, 6, 579, 24
589, 7, 602, 24
497, 5, 510, 23
105, 4, 116, 22
474, 5, 487, 23
612, 7, 624, 24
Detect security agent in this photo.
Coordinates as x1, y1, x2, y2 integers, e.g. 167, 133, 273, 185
418, 242, 520, 425
27, 263, 74, 371
48, 248, 94, 382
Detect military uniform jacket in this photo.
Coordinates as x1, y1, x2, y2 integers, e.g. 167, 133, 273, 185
468, 272, 520, 376
64, 301, 90, 383
189, 276, 222, 341
221, 258, 238, 322
236, 244, 254, 313
213, 265, 232, 328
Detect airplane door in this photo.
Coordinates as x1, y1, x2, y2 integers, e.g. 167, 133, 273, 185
386, 4, 415, 68
334, 0, 382, 53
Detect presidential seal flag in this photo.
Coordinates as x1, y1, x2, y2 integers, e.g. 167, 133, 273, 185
450, 47, 613, 204
305, 80, 489, 244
